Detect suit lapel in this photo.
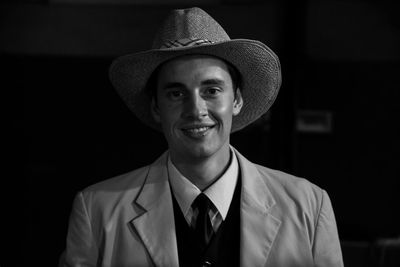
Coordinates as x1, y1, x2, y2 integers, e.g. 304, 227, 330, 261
130, 153, 179, 267
234, 149, 282, 267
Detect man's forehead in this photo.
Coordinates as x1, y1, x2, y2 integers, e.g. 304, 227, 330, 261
156, 54, 231, 82
159, 54, 228, 70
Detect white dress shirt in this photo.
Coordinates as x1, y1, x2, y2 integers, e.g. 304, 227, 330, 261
167, 148, 239, 232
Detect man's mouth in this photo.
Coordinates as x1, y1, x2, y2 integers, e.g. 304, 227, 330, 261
181, 125, 215, 138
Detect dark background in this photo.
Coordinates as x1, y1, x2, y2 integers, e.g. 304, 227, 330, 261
2, 0, 399, 266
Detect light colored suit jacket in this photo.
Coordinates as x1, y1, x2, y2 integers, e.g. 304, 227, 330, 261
60, 148, 343, 267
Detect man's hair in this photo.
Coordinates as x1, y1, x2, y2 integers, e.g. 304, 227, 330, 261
146, 56, 242, 103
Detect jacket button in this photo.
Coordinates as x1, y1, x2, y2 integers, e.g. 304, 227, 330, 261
202, 261, 212, 267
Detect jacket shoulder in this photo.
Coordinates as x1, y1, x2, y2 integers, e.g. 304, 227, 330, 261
83, 165, 150, 194
82, 152, 168, 195
76, 152, 169, 217
255, 164, 323, 195
75, 165, 150, 216
253, 164, 325, 216
233, 147, 323, 200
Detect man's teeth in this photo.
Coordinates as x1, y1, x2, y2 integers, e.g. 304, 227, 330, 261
185, 127, 210, 133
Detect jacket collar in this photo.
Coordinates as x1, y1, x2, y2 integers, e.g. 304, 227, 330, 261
131, 152, 179, 267
233, 147, 281, 267
130, 148, 281, 267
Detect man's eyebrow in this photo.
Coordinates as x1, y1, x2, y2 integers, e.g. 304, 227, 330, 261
201, 78, 226, 86
161, 82, 185, 90
160, 79, 225, 89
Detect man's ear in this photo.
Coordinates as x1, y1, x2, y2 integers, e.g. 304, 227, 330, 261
233, 89, 243, 116
151, 98, 161, 123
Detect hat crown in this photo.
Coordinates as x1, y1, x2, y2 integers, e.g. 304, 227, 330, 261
152, 7, 230, 49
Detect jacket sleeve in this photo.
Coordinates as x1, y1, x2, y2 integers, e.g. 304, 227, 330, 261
59, 192, 98, 267
312, 189, 344, 267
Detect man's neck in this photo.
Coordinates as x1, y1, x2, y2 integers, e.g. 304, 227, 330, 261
170, 146, 231, 191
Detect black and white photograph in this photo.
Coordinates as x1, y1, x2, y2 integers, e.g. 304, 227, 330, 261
2, 0, 399, 266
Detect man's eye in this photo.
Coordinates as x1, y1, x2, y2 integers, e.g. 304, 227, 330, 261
166, 90, 184, 100
205, 87, 221, 96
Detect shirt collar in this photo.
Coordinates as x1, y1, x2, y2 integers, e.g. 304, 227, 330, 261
168, 156, 200, 218
167, 147, 239, 220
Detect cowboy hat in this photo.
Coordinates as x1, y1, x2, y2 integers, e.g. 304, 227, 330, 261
109, 7, 281, 132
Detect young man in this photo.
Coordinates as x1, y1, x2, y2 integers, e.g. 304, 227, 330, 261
60, 7, 343, 267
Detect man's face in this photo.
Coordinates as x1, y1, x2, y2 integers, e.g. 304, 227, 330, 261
151, 55, 243, 161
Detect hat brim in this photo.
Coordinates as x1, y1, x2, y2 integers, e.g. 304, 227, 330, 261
109, 39, 281, 133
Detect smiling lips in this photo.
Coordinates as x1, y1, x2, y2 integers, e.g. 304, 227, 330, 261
181, 124, 215, 138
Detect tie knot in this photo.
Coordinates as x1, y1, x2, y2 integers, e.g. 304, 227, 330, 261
192, 193, 211, 212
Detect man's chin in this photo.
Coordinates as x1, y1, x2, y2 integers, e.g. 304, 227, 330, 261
172, 142, 217, 161
186, 145, 214, 158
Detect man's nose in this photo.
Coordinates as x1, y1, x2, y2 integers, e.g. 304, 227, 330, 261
183, 93, 208, 119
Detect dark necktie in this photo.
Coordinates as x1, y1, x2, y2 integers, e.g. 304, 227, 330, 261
192, 193, 214, 249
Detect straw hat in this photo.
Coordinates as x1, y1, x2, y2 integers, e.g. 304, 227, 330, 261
109, 7, 281, 132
